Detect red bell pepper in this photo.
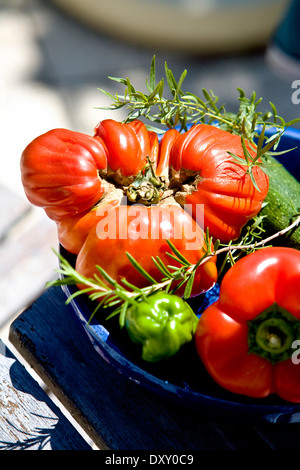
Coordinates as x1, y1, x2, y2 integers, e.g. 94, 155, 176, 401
195, 247, 300, 402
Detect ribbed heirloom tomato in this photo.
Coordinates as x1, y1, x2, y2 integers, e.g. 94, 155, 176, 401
169, 123, 269, 242
20, 118, 270, 299
94, 118, 159, 178
75, 203, 218, 297
20, 128, 108, 222
20, 120, 159, 222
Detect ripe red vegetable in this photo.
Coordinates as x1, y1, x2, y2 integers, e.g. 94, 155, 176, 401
20, 128, 108, 221
56, 200, 119, 254
170, 124, 269, 242
94, 119, 158, 177
20, 118, 271, 299
195, 247, 300, 402
75, 204, 218, 297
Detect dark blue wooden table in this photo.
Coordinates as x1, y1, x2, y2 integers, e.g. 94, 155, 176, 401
8, 285, 300, 451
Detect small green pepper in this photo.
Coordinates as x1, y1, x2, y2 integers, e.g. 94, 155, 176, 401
125, 292, 198, 362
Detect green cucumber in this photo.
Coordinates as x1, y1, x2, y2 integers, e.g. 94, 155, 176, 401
259, 156, 300, 250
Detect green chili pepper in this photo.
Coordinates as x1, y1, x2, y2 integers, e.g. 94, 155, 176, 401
125, 292, 198, 362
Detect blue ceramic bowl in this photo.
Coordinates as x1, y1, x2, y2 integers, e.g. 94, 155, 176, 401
61, 126, 300, 423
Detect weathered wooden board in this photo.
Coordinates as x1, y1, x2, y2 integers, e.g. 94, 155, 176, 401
9, 286, 300, 450
0, 338, 91, 450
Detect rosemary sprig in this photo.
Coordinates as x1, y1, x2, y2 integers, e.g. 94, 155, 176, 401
97, 56, 300, 190
48, 214, 300, 324
217, 212, 268, 274
98, 55, 300, 140
211, 213, 300, 275
48, 239, 213, 326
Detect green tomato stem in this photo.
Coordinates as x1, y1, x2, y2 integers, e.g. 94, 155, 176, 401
127, 157, 166, 205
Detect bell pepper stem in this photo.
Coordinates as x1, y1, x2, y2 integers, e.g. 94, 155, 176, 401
248, 303, 300, 363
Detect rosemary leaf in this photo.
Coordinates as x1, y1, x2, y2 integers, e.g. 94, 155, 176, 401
96, 88, 116, 101
176, 69, 187, 97
248, 168, 261, 192
227, 152, 249, 165
125, 252, 157, 284
151, 256, 173, 279
164, 61, 178, 96
183, 271, 195, 299
120, 278, 144, 293
119, 301, 129, 328
96, 265, 119, 287
166, 240, 190, 265
87, 302, 103, 325
65, 287, 96, 304
147, 55, 156, 92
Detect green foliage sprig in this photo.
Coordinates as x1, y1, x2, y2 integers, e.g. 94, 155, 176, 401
98, 56, 300, 139
48, 236, 215, 327
48, 214, 300, 324
98, 56, 300, 190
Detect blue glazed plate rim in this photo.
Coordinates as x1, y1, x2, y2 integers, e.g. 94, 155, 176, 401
61, 276, 300, 424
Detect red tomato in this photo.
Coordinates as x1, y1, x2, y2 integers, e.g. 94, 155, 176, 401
21, 119, 272, 302
156, 128, 180, 178
21, 120, 158, 223
170, 124, 269, 242
94, 119, 159, 177
75, 204, 218, 297
56, 200, 119, 254
195, 247, 300, 402
20, 128, 108, 221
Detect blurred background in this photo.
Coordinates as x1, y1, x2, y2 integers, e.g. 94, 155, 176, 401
0, 0, 299, 335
